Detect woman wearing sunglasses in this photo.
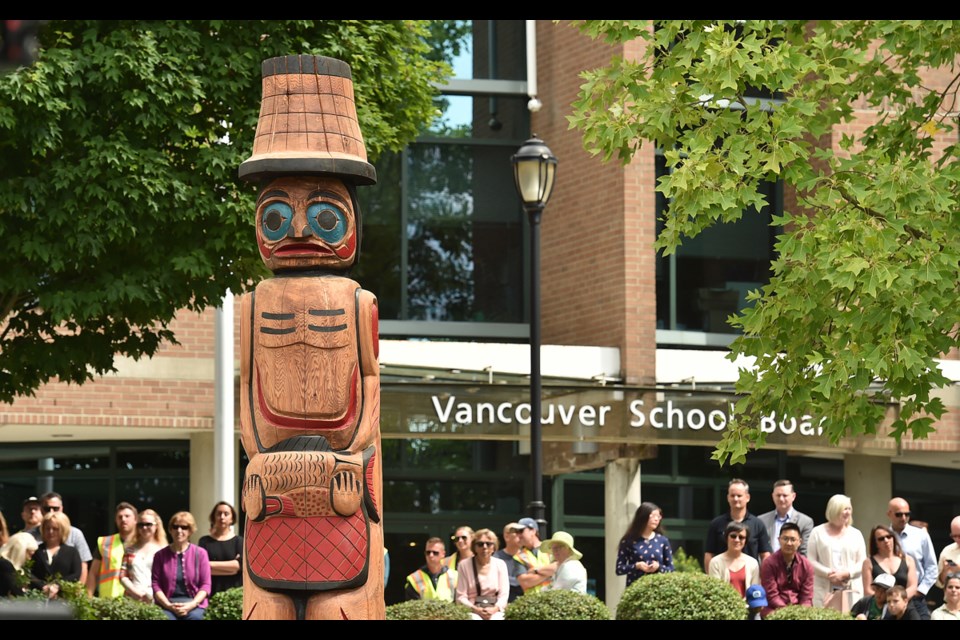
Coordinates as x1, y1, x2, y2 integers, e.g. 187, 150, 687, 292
861, 524, 917, 599
444, 525, 474, 572
120, 509, 167, 603
455, 528, 509, 620
151, 511, 211, 620
708, 521, 760, 597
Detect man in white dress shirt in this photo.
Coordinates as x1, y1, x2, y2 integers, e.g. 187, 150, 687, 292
887, 497, 937, 620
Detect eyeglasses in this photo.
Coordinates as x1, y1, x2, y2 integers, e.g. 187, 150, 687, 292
41, 506, 62, 513
170, 524, 190, 531
475, 541, 496, 548
894, 511, 911, 518
453, 535, 469, 541
728, 534, 747, 540
876, 534, 893, 542
425, 550, 442, 556
137, 522, 157, 528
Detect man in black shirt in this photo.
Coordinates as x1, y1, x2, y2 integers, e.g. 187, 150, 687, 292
704, 478, 773, 571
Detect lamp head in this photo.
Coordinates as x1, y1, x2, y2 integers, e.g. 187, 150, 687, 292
511, 135, 557, 213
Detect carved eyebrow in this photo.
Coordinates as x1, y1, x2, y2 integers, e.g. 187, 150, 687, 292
257, 189, 289, 205
308, 190, 350, 208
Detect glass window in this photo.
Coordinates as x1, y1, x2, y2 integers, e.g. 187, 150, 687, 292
655, 154, 780, 334
355, 136, 526, 325
448, 20, 527, 81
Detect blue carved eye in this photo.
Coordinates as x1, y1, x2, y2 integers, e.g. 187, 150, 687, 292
261, 202, 292, 241
307, 203, 348, 244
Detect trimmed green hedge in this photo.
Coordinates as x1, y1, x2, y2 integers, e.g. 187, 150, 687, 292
616, 572, 747, 620
385, 599, 472, 620
205, 587, 244, 620
765, 604, 851, 620
504, 589, 610, 620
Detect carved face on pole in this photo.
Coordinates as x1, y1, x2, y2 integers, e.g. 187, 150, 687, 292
256, 176, 357, 272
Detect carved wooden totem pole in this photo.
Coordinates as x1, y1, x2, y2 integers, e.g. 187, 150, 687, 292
237, 55, 383, 620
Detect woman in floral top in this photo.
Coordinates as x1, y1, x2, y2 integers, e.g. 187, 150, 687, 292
615, 502, 674, 586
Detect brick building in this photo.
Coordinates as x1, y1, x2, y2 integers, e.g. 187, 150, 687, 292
1, 21, 958, 609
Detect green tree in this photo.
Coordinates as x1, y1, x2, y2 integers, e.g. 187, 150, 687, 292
0, 20, 458, 402
569, 20, 960, 464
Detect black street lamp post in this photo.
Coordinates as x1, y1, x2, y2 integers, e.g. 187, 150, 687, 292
511, 135, 557, 540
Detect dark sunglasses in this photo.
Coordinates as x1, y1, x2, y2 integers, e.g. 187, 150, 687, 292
170, 524, 190, 531
41, 506, 62, 513
137, 522, 157, 528
894, 511, 911, 518
475, 541, 496, 548
425, 550, 442, 556
728, 533, 747, 540
453, 535, 469, 541
876, 534, 893, 542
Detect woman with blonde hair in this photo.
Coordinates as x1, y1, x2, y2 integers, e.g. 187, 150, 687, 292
151, 511, 211, 620
30, 510, 82, 598
1, 531, 39, 596
807, 494, 866, 607
455, 528, 509, 620
119, 508, 167, 603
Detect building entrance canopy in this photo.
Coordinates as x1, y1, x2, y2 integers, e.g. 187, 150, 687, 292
381, 380, 898, 456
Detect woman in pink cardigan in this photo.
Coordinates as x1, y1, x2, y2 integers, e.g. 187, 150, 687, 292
455, 528, 510, 620
151, 511, 211, 620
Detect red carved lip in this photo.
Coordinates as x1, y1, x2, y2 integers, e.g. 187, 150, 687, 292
274, 243, 332, 255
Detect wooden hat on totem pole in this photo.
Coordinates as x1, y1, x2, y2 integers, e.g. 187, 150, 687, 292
238, 54, 377, 185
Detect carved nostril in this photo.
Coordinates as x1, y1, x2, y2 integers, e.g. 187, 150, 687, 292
301, 225, 314, 237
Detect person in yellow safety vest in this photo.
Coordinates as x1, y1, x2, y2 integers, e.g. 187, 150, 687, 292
86, 502, 138, 598
443, 525, 474, 573
514, 517, 554, 594
405, 537, 458, 602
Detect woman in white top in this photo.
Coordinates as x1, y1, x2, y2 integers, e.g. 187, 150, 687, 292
806, 494, 866, 607
455, 528, 510, 620
708, 521, 760, 596
540, 531, 587, 594
119, 508, 167, 603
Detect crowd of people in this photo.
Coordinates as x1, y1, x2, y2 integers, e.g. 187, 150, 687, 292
403, 517, 587, 620
4, 480, 960, 621
401, 478, 959, 622
687, 478, 960, 620
0, 493, 243, 620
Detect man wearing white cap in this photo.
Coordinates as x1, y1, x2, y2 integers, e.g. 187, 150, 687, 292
540, 531, 587, 594
514, 517, 553, 593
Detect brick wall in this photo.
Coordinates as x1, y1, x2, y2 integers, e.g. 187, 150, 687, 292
535, 21, 657, 385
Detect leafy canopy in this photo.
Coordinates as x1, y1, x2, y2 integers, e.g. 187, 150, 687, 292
0, 20, 454, 402
569, 20, 960, 464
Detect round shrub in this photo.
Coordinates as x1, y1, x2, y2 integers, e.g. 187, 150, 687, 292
205, 586, 244, 620
504, 589, 610, 620
385, 599, 471, 620
765, 604, 851, 620
91, 596, 167, 620
616, 572, 747, 620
